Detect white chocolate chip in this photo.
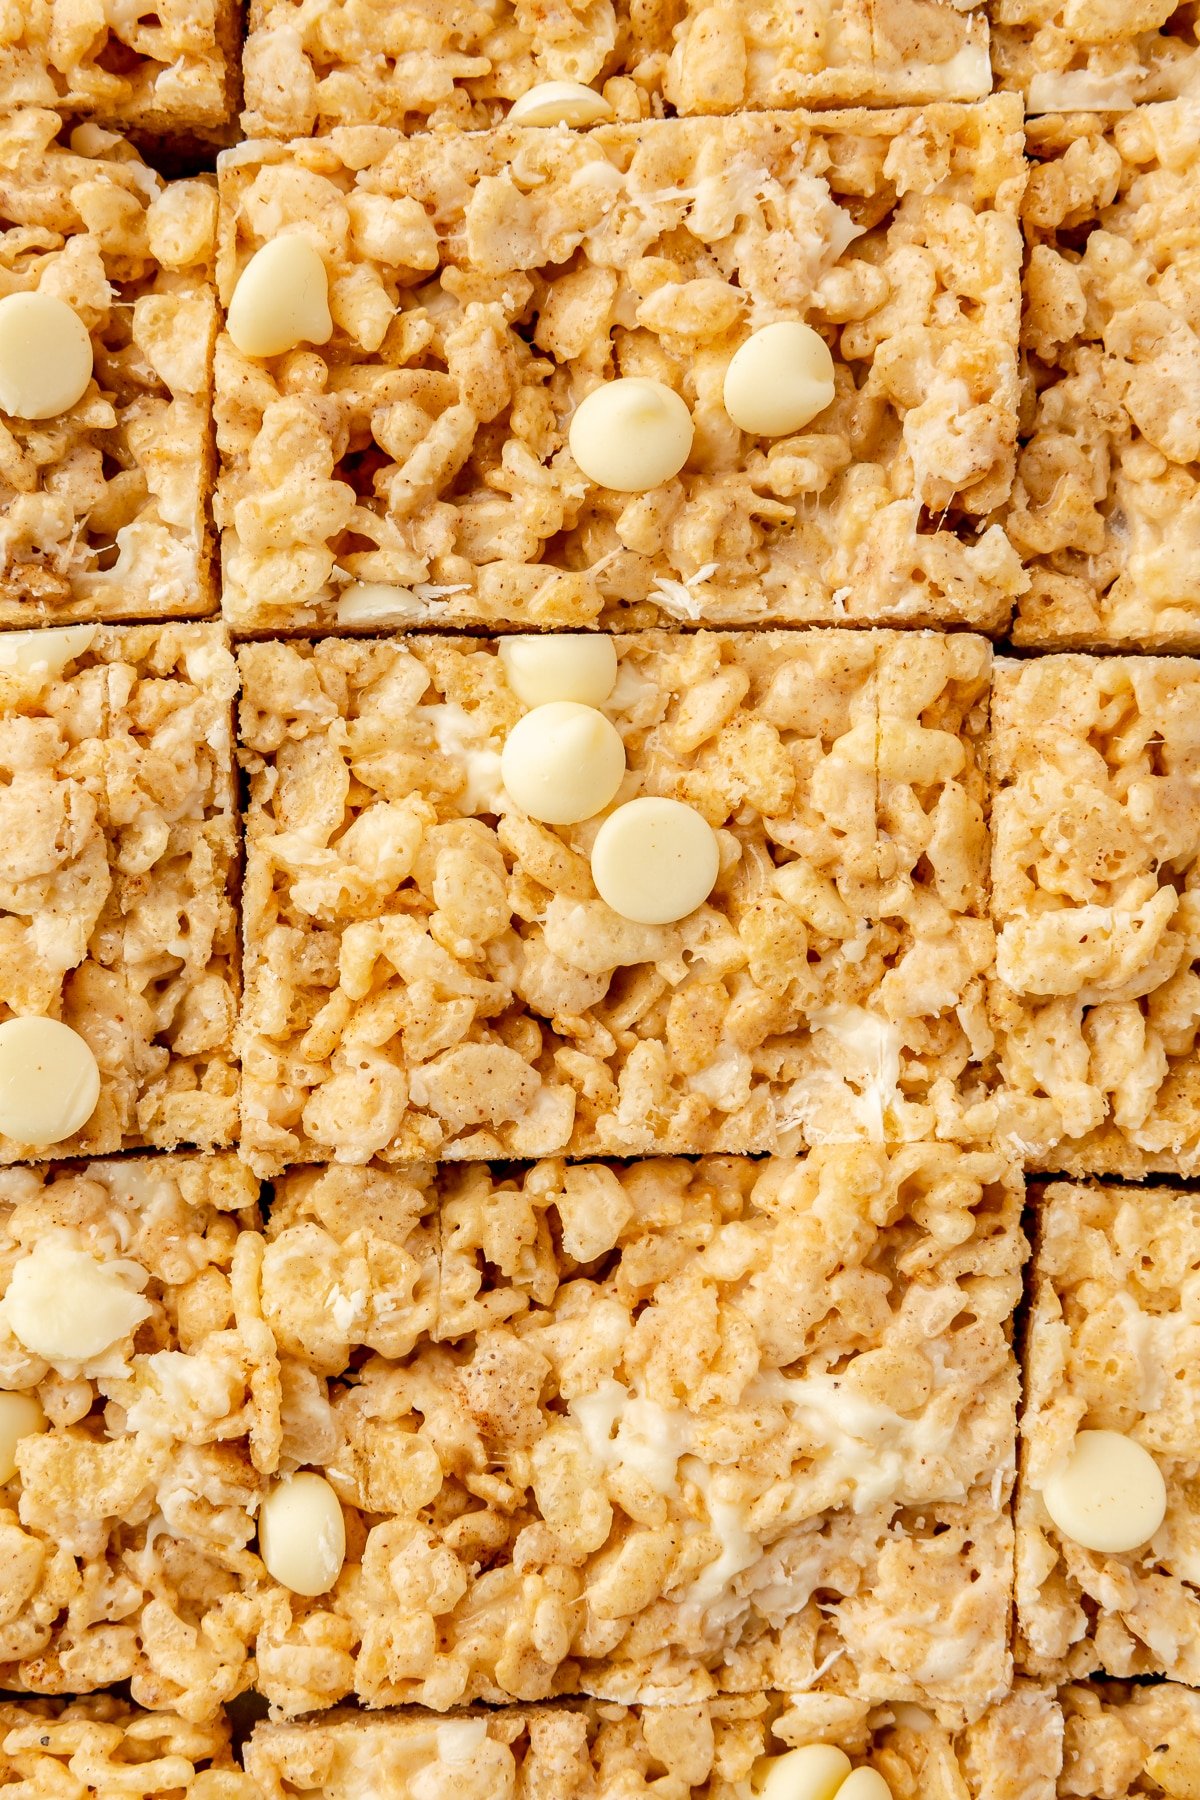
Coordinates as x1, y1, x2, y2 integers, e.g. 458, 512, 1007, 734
569, 377, 693, 491
507, 80, 613, 126
754, 1745, 852, 1800
1041, 1428, 1167, 1554
499, 635, 618, 707
590, 796, 720, 924
723, 321, 835, 437
501, 701, 626, 824
838, 1772, 893, 1800
0, 1392, 46, 1482
259, 1471, 347, 1596
0, 292, 94, 421
1, 1233, 152, 1365
0, 1017, 100, 1146
335, 581, 424, 626
226, 235, 333, 359
0, 626, 96, 681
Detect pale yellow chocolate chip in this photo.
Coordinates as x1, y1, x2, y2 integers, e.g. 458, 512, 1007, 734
227, 235, 333, 359
723, 321, 835, 437
335, 581, 423, 626
838, 1771, 893, 1800
508, 80, 614, 126
3, 1234, 152, 1364
259, 1471, 347, 1596
1041, 1428, 1167, 1553
499, 634, 618, 707
0, 625, 95, 681
569, 377, 693, 491
0, 1392, 46, 1482
0, 1016, 100, 1146
753, 1745, 852, 1800
501, 701, 626, 824
590, 796, 720, 924
0, 292, 94, 420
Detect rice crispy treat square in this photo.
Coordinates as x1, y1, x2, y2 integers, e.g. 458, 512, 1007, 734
0, 1154, 265, 1721
988, 654, 1200, 1176
236, 630, 993, 1171
240, 0, 991, 139
0, 1695, 254, 1796
991, 2, 1200, 113
214, 102, 1026, 636
1059, 1681, 1200, 1800
0, 1, 238, 138
1008, 101, 1200, 652
0, 112, 219, 626
247, 1146, 1023, 1720
0, 622, 239, 1160
1016, 1179, 1200, 1682
245, 1685, 1060, 1800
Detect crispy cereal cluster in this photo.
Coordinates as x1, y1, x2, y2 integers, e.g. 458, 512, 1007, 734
0, 3, 238, 135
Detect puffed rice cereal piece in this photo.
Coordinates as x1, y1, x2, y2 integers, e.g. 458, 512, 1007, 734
215, 105, 1026, 634
0, 621, 239, 1160
1016, 1179, 1200, 1683
0, 113, 220, 625
988, 654, 1200, 1174
236, 630, 993, 1169
240, 0, 991, 138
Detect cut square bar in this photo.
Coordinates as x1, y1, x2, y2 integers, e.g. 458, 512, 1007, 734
0, 1155, 261, 1718
988, 654, 1200, 1175
237, 630, 992, 1170
1016, 1179, 1200, 1682
0, 622, 239, 1159
0, 1696, 254, 1795
1010, 101, 1200, 651
0, 113, 219, 625
246, 1685, 1059, 1799
246, 1146, 1023, 1720
1059, 1682, 1200, 1800
240, 0, 990, 138
0, 2, 238, 137
992, 5, 1199, 112
215, 103, 1025, 635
